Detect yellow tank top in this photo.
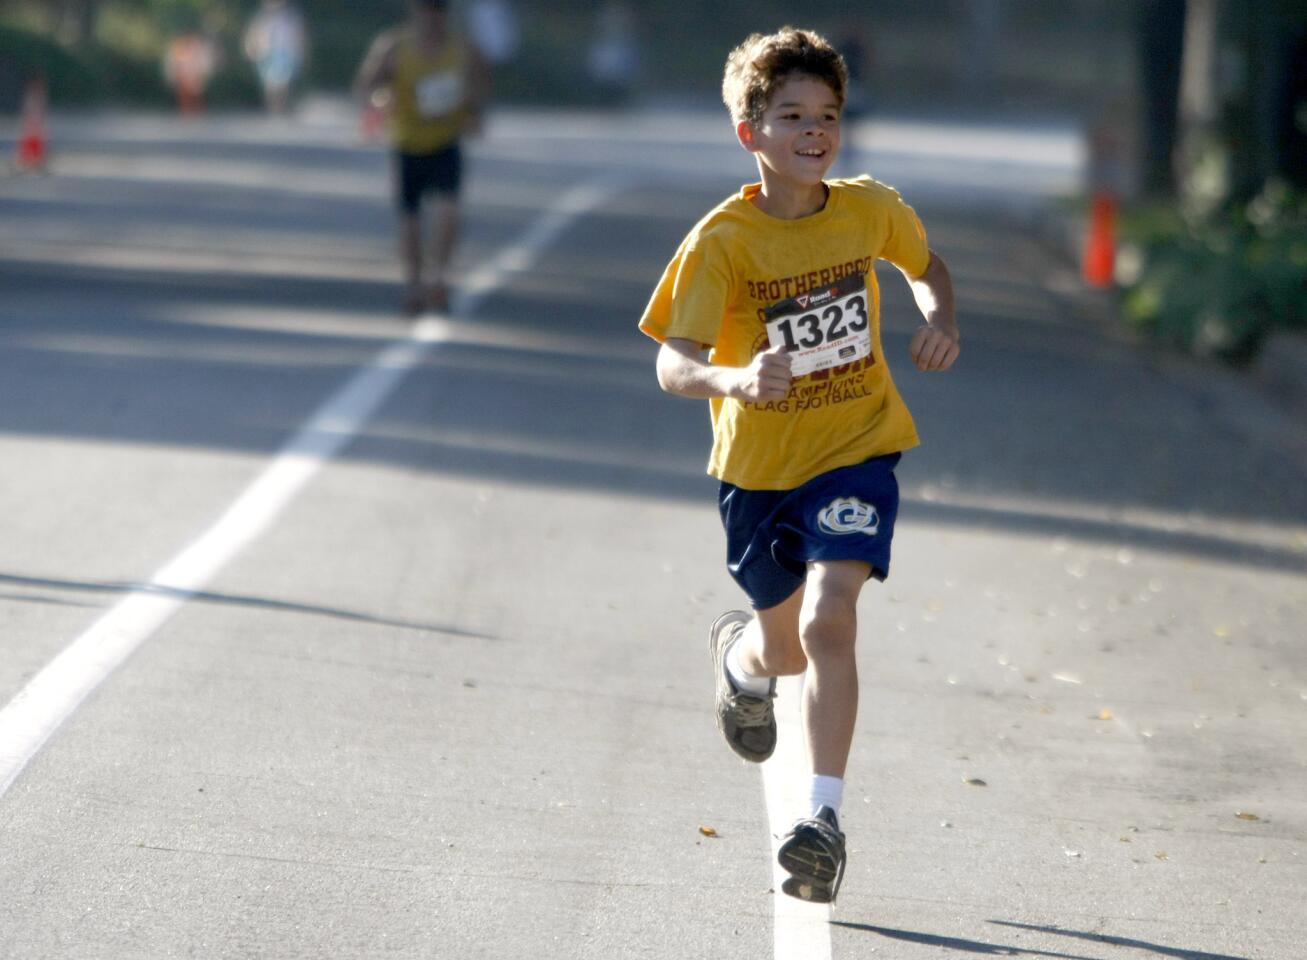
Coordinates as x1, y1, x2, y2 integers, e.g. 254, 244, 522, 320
390, 31, 468, 154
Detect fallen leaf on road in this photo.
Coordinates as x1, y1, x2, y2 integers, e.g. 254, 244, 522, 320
1235, 811, 1261, 822
1092, 708, 1115, 721
699, 826, 718, 837
963, 777, 988, 787
1155, 852, 1169, 861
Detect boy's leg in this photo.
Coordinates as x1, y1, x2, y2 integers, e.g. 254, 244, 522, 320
394, 152, 426, 315
709, 587, 806, 763
735, 584, 808, 678
798, 559, 868, 779
776, 558, 869, 904
400, 212, 424, 314
425, 194, 460, 311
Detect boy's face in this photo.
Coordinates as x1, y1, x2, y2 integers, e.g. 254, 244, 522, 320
738, 75, 841, 189
411, 2, 448, 32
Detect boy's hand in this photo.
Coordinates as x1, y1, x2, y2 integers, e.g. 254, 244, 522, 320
732, 344, 793, 400
909, 323, 960, 372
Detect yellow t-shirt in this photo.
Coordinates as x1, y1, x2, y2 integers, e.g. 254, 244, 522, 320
639, 176, 930, 490
390, 32, 469, 154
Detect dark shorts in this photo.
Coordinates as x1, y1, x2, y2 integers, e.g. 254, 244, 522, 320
395, 144, 462, 213
718, 453, 902, 610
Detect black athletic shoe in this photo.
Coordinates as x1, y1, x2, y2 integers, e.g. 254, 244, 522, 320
709, 610, 777, 763
777, 805, 847, 904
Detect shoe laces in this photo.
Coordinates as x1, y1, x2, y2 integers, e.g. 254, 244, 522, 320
730, 692, 773, 727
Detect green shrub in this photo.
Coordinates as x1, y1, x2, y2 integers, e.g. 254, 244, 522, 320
0, 24, 103, 106
1119, 185, 1307, 362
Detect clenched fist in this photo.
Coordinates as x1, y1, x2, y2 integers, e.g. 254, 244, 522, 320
909, 323, 960, 372
732, 344, 793, 401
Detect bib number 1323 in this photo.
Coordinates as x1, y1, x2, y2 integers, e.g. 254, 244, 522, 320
763, 272, 872, 377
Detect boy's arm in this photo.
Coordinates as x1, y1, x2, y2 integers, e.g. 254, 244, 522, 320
656, 337, 792, 401
354, 32, 397, 101
903, 249, 960, 372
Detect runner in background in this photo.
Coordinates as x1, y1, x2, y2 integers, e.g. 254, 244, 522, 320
588, 2, 639, 105
243, 0, 309, 115
356, 0, 491, 316
164, 28, 219, 118
466, 0, 520, 68
833, 17, 873, 176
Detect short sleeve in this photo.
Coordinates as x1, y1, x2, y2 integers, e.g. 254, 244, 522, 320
638, 234, 732, 347
876, 189, 931, 279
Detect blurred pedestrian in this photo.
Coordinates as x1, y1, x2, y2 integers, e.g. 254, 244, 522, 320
164, 30, 219, 117
467, 0, 520, 67
835, 19, 872, 120
243, 0, 308, 115
832, 17, 873, 175
356, 0, 490, 315
587, 1, 639, 104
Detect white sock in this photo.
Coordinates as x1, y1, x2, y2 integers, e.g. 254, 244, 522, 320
725, 638, 772, 698
809, 775, 844, 818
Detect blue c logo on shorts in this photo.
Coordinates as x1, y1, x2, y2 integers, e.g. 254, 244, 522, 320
817, 497, 880, 537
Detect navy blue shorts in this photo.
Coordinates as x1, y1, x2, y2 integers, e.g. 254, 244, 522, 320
395, 144, 462, 213
718, 453, 902, 610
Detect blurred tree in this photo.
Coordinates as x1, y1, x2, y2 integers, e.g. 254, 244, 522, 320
58, 0, 93, 46
1280, 26, 1307, 189
1141, 0, 1307, 204
1138, 0, 1186, 197
1175, 0, 1221, 212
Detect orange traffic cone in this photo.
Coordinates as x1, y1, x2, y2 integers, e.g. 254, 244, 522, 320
14, 77, 49, 172
1081, 191, 1117, 288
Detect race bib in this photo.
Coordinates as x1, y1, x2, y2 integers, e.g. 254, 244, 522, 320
416, 71, 463, 118
764, 273, 872, 377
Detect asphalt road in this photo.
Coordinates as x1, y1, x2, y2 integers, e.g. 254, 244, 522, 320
1, 102, 1305, 960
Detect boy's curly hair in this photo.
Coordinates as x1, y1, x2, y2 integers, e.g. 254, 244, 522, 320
722, 27, 848, 126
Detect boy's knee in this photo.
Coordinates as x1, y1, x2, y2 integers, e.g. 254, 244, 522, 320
799, 594, 858, 657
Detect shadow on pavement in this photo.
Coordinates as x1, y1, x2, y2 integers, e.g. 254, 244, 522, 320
0, 572, 493, 640
833, 921, 1102, 959
990, 920, 1253, 960
832, 919, 1251, 960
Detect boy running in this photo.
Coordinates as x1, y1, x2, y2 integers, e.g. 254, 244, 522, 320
355, 0, 490, 316
638, 27, 959, 904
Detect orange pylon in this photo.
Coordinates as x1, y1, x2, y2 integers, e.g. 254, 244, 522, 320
14, 76, 49, 172
1081, 191, 1117, 288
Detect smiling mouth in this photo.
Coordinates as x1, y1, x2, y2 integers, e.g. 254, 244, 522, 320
796, 147, 827, 158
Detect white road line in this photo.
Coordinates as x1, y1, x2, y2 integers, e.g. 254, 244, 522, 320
762, 675, 834, 960
0, 173, 624, 799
